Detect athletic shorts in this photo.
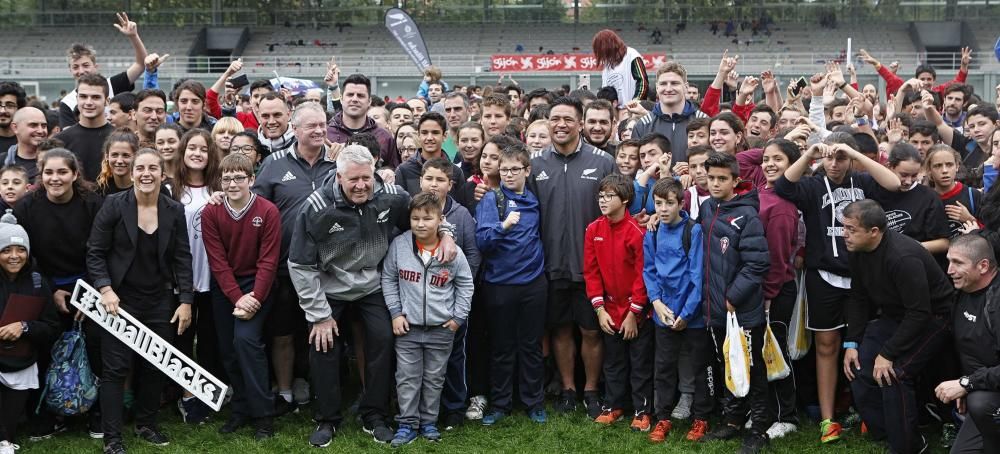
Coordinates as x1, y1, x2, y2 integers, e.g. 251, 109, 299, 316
546, 279, 599, 331
266, 275, 306, 337
804, 268, 849, 332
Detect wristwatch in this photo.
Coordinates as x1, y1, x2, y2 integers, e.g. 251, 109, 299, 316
960, 376, 972, 391
20, 321, 28, 334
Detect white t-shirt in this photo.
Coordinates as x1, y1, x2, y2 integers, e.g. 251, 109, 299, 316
602, 46, 645, 105
181, 186, 212, 292
0, 363, 38, 390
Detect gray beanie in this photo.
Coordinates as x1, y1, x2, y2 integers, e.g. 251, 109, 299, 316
0, 209, 29, 254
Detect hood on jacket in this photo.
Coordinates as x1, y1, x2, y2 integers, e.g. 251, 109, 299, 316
651, 100, 701, 123
706, 188, 760, 214
329, 112, 378, 134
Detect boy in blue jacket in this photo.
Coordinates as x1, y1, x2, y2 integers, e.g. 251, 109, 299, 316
697, 152, 771, 454
643, 178, 712, 444
474, 142, 547, 426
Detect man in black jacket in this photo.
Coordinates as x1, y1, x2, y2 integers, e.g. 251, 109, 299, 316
937, 234, 1000, 453
842, 199, 954, 454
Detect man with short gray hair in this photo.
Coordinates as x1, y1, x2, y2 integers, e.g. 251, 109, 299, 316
288, 144, 458, 448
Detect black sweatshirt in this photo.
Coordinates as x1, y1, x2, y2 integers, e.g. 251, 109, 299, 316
14, 190, 103, 281
846, 230, 954, 360
953, 273, 1000, 390
0, 271, 60, 372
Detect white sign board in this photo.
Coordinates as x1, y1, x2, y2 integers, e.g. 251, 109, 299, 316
69, 280, 228, 411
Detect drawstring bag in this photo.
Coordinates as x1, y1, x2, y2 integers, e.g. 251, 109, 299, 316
724, 312, 751, 398
787, 272, 812, 360
763, 312, 791, 382
39, 321, 98, 415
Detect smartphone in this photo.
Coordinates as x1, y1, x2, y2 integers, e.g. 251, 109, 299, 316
791, 77, 807, 96
228, 74, 250, 90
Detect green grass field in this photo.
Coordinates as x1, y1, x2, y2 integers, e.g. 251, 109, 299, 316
18, 406, 918, 453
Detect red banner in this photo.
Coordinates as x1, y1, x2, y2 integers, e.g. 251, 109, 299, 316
490, 53, 668, 72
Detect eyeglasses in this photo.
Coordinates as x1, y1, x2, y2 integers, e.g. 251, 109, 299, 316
230, 145, 256, 154
0, 103, 17, 111
221, 175, 249, 185
498, 167, 525, 176
596, 192, 619, 201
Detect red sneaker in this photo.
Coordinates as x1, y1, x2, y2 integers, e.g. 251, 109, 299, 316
686, 419, 709, 441
649, 420, 672, 443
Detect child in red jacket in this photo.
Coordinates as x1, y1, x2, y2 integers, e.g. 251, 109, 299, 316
583, 173, 652, 431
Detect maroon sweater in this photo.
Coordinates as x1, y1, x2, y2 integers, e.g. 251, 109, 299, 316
202, 194, 282, 305
758, 186, 799, 300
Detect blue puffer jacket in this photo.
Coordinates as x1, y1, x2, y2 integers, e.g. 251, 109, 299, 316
698, 187, 770, 328
642, 211, 705, 329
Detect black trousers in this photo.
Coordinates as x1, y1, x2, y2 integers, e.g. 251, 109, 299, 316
211, 277, 274, 419
464, 289, 491, 398
603, 320, 653, 414
710, 323, 772, 435
0, 385, 30, 441
310, 292, 393, 427
485, 274, 547, 413
851, 316, 948, 454
173, 290, 225, 383
440, 321, 468, 415
100, 294, 174, 443
654, 325, 713, 420
951, 390, 1000, 454
767, 280, 799, 424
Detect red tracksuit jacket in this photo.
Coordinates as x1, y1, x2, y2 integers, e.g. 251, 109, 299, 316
583, 212, 648, 330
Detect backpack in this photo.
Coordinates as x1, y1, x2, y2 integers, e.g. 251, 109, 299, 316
652, 218, 697, 257
39, 321, 98, 416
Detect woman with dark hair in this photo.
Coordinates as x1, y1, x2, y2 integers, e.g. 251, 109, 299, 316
228, 131, 265, 174
874, 143, 950, 255
173, 128, 224, 424
592, 29, 649, 107
86, 148, 193, 454
154, 123, 184, 181
456, 122, 486, 180
97, 129, 140, 196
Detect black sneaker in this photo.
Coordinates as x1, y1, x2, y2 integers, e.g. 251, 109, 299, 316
219, 415, 250, 434
701, 424, 741, 442
89, 412, 104, 439
178, 397, 210, 425
442, 411, 464, 431
254, 417, 275, 440
309, 423, 335, 448
133, 425, 169, 446
274, 398, 299, 418
583, 390, 603, 419
28, 421, 68, 441
554, 389, 577, 413
738, 433, 769, 454
363, 421, 394, 444
103, 440, 127, 454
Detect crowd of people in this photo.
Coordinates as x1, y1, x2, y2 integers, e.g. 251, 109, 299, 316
0, 15, 998, 454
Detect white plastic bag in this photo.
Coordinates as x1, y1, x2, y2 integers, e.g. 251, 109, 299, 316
763, 313, 791, 382
724, 312, 750, 398
787, 272, 812, 360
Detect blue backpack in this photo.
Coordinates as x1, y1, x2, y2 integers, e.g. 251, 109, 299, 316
39, 322, 98, 416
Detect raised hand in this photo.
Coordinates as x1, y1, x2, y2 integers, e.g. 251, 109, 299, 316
225, 58, 243, 76
760, 70, 777, 93
809, 72, 828, 97
826, 61, 846, 87
858, 49, 878, 66
114, 12, 138, 37
960, 46, 972, 68
324, 56, 340, 87
718, 49, 740, 76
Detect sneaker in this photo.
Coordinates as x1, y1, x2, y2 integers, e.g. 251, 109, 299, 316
918, 434, 930, 454
839, 409, 862, 429
28, 421, 67, 441
293, 377, 311, 404
178, 397, 210, 425
465, 395, 487, 420
649, 420, 672, 443
219, 415, 249, 434
630, 414, 652, 432
363, 421, 394, 444
686, 419, 710, 441
309, 423, 335, 448
442, 412, 464, 431
701, 423, 740, 442
102, 440, 126, 454
528, 408, 547, 424
0, 441, 18, 454
274, 398, 299, 418
133, 425, 169, 446
594, 408, 624, 425
820, 419, 842, 444
89, 412, 104, 439
671, 393, 693, 420
583, 390, 603, 419
554, 389, 577, 413
482, 409, 507, 426
420, 424, 441, 442
390, 425, 418, 448
941, 422, 958, 449
253, 417, 275, 440
738, 433, 769, 454
766, 422, 797, 439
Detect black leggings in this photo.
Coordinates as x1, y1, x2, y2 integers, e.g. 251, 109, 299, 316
0, 385, 30, 441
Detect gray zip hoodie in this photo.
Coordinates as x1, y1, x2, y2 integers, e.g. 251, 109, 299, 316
382, 232, 474, 327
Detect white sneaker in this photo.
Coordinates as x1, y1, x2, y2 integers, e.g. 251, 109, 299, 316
0, 440, 19, 454
293, 378, 311, 404
670, 393, 693, 420
766, 422, 798, 439
465, 395, 487, 420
